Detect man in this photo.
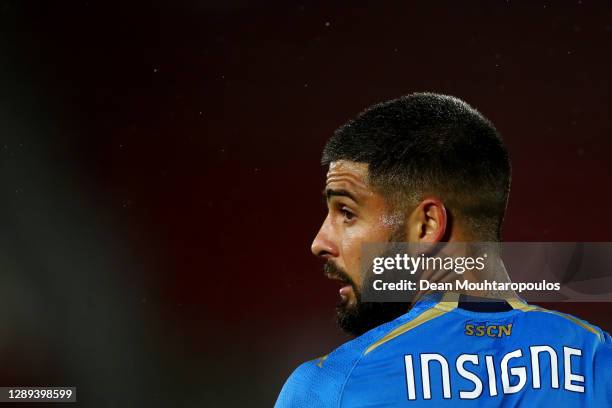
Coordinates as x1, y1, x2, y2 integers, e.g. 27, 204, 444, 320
275, 93, 612, 407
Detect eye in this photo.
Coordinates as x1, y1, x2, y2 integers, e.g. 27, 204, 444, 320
341, 207, 355, 221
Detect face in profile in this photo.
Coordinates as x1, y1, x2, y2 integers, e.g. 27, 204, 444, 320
311, 160, 411, 336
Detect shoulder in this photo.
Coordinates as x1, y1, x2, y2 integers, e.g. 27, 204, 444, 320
274, 358, 336, 408
276, 299, 442, 407
275, 305, 429, 408
591, 331, 612, 403
515, 302, 610, 344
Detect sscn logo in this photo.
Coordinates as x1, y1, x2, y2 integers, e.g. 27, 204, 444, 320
465, 322, 512, 337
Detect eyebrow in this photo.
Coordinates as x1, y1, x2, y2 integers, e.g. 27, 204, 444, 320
324, 188, 359, 204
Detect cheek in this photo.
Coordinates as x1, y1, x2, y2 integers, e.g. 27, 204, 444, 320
340, 235, 362, 284
351, 218, 395, 244
341, 223, 393, 284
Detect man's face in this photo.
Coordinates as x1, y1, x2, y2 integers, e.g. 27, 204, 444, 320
311, 160, 409, 335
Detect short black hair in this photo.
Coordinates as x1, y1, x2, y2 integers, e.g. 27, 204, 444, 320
322, 92, 511, 240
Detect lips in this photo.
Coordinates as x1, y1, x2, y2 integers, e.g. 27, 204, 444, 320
325, 272, 350, 286
325, 272, 353, 300
338, 284, 352, 299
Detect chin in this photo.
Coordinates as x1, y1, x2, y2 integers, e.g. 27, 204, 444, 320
336, 300, 413, 337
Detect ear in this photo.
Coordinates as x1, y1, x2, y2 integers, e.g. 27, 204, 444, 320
405, 198, 447, 243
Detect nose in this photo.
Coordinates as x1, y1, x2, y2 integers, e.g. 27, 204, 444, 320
311, 215, 339, 259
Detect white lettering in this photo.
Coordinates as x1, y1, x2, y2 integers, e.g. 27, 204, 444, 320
530, 345, 559, 389
501, 349, 527, 394
404, 355, 416, 400
421, 354, 451, 399
485, 355, 498, 397
564, 346, 585, 393
456, 354, 483, 399
402, 346, 584, 400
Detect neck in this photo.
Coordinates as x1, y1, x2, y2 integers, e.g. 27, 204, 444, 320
412, 242, 518, 303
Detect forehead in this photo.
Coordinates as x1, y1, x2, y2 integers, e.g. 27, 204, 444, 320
325, 160, 370, 192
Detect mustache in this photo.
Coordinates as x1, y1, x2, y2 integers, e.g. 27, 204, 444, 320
324, 262, 355, 287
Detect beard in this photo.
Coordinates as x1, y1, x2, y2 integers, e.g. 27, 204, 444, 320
324, 229, 412, 336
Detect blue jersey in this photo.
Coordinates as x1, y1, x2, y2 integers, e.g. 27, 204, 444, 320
275, 293, 612, 407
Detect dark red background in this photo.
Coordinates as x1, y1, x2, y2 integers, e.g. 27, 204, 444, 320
1, 1, 611, 406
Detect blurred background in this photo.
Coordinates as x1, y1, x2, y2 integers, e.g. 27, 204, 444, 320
1, 1, 611, 406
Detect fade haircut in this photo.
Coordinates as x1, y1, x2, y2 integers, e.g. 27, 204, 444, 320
322, 93, 511, 241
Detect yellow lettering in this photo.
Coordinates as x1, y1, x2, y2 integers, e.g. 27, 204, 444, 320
499, 324, 513, 337
464, 323, 513, 337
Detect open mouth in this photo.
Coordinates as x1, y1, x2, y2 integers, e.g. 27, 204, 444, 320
326, 273, 354, 300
